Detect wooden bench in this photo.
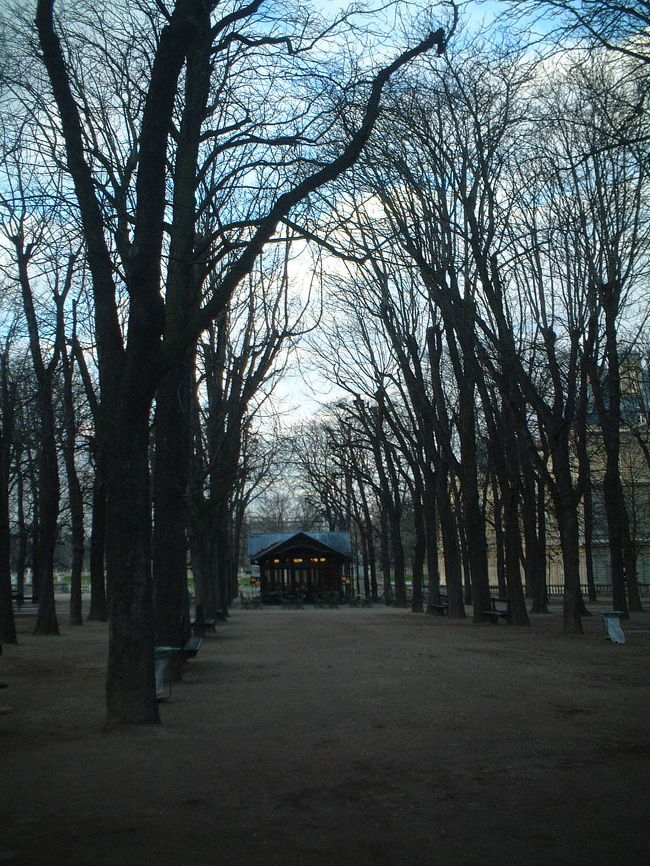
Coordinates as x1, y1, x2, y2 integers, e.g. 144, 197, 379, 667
483, 597, 511, 623
429, 592, 448, 615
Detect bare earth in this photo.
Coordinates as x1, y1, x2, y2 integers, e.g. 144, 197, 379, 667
1, 600, 649, 866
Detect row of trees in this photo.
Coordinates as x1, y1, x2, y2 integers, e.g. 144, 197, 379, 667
276, 18, 650, 632
0, 0, 648, 726
0, 0, 453, 724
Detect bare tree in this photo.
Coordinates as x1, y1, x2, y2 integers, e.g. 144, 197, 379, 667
504, 0, 650, 66
29, 0, 452, 722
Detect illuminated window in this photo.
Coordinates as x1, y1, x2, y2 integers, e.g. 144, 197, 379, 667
293, 557, 303, 564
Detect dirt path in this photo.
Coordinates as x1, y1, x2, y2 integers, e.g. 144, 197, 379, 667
1, 603, 649, 865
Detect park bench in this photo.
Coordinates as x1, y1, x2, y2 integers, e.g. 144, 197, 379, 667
154, 646, 178, 700
282, 593, 305, 609
314, 592, 339, 609
240, 593, 262, 609
483, 597, 512, 623
12, 593, 38, 615
599, 610, 626, 644
191, 614, 222, 633
154, 637, 204, 700
181, 636, 203, 658
429, 592, 448, 615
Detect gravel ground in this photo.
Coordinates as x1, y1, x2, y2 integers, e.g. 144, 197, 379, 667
1, 601, 649, 866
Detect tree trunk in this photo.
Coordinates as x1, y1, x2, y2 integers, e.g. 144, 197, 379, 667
379, 509, 392, 603
530, 471, 549, 613
625, 535, 643, 612
0, 356, 16, 644
437, 466, 465, 617
582, 470, 598, 603
67, 468, 85, 626
0, 473, 16, 643
104, 406, 158, 727
520, 466, 548, 612
87, 473, 107, 622
15, 237, 60, 635
551, 468, 584, 634
60, 429, 84, 626
493, 485, 507, 598
358, 488, 378, 600
602, 470, 630, 617
503, 484, 530, 626
15, 463, 27, 604
390, 509, 407, 608
153, 360, 193, 659
422, 476, 442, 615
59, 319, 85, 626
33, 420, 60, 636
410, 497, 425, 613
0, 467, 15, 642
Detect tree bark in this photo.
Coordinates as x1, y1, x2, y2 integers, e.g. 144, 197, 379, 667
104, 401, 159, 726
410, 492, 425, 613
87, 473, 107, 622
0, 352, 17, 644
59, 324, 84, 627
14, 234, 60, 636
153, 359, 193, 654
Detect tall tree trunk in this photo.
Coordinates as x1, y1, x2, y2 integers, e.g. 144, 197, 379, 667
502, 484, 530, 626
59, 311, 85, 624
67, 468, 85, 626
422, 474, 442, 615
457, 379, 492, 621
379, 508, 392, 603
522, 464, 548, 613
87, 473, 107, 622
0, 471, 16, 642
0, 353, 16, 644
582, 466, 598, 604
411, 495, 425, 613
153, 358, 193, 658
15, 462, 27, 604
0, 480, 15, 642
437, 465, 465, 617
493, 484, 507, 598
551, 461, 584, 634
358, 485, 378, 600
153, 6, 211, 652
390, 508, 407, 607
15, 235, 60, 635
33, 415, 60, 636
27, 454, 40, 603
104, 402, 159, 727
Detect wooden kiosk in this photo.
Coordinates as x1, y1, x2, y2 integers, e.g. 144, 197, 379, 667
249, 531, 352, 603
